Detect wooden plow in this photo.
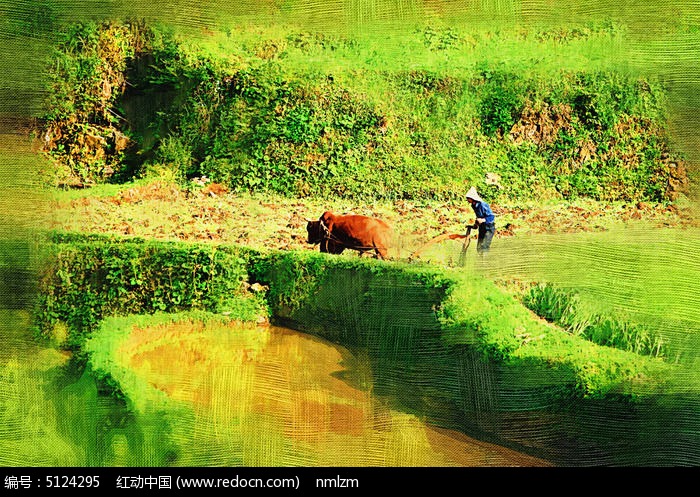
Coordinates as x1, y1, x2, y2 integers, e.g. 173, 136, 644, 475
407, 226, 474, 266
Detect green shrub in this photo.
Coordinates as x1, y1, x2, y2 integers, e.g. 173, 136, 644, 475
152, 136, 192, 178
35, 235, 265, 349
474, 66, 526, 137
35, 234, 677, 402
41, 21, 145, 184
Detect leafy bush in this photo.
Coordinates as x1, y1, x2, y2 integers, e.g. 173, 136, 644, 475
35, 235, 265, 349
474, 66, 527, 137
35, 234, 675, 405
41, 21, 143, 184
152, 136, 192, 178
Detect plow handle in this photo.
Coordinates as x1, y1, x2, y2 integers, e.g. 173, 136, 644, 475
458, 226, 473, 266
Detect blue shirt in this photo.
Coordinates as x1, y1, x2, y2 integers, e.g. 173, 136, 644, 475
471, 200, 495, 224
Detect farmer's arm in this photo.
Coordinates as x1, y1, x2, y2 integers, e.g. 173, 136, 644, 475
474, 202, 495, 225
471, 203, 487, 225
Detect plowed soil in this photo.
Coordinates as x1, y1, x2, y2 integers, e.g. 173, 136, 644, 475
51, 179, 699, 258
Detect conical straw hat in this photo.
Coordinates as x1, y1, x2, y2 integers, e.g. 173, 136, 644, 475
466, 186, 483, 202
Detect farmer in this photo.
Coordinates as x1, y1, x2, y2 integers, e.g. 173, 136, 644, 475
465, 186, 496, 255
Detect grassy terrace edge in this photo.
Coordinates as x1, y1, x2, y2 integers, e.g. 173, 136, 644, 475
38, 232, 697, 464
37, 232, 683, 400
253, 249, 679, 398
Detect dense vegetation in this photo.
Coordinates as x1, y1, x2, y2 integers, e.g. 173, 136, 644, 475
6, 2, 698, 468
37, 233, 682, 401
40, 20, 688, 203
35, 233, 266, 349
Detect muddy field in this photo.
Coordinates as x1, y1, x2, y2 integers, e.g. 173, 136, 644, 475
51, 179, 699, 259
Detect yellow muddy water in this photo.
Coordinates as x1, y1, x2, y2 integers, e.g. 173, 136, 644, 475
118, 321, 551, 467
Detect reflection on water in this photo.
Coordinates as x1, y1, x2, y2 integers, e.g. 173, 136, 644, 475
107, 319, 550, 467
1, 312, 550, 466
1, 290, 550, 466
0, 311, 82, 466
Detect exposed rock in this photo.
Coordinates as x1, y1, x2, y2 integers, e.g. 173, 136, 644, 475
666, 162, 690, 200
112, 130, 132, 153
510, 102, 572, 146
250, 283, 269, 293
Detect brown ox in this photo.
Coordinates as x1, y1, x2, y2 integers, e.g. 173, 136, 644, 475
306, 211, 393, 260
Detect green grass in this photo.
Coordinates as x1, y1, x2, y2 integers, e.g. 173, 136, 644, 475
0, 134, 49, 238
398, 217, 700, 368
252, 247, 689, 399
2, 0, 700, 467
153, 23, 680, 202
520, 282, 667, 358
481, 226, 700, 366
192, 22, 629, 76
49, 178, 155, 201
0, 310, 83, 466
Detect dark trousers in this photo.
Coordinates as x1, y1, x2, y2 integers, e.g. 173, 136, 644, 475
477, 223, 495, 254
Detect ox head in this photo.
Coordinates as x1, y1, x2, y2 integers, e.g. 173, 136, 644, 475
306, 220, 323, 244
306, 212, 335, 244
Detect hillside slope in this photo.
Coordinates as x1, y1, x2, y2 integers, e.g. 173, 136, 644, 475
40, 21, 690, 204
